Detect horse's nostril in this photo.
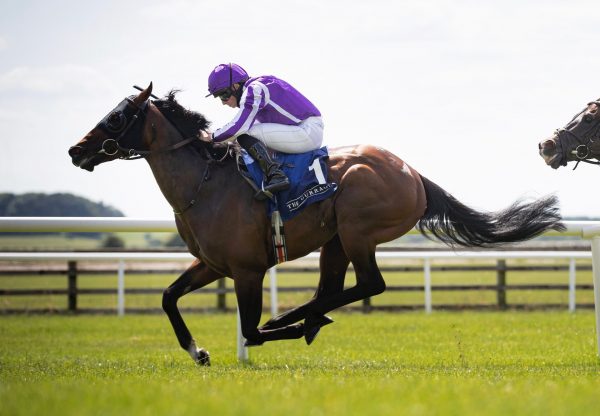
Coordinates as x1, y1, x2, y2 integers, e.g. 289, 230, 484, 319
539, 140, 557, 157
68, 146, 82, 157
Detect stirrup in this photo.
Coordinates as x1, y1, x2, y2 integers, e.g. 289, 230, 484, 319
253, 176, 289, 200
253, 188, 274, 201
263, 178, 290, 194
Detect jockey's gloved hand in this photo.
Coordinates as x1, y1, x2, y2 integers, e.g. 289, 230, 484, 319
198, 130, 213, 143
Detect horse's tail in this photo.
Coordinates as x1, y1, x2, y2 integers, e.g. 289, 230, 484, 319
416, 175, 565, 247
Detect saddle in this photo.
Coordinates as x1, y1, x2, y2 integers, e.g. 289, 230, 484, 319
236, 146, 337, 221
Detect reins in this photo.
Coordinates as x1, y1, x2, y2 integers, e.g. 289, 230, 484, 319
172, 162, 212, 215
113, 135, 199, 159
572, 159, 600, 170
171, 142, 236, 215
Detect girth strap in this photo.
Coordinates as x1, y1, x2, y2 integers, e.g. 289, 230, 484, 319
271, 207, 287, 264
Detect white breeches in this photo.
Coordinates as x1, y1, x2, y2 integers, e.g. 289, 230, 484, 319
246, 116, 324, 153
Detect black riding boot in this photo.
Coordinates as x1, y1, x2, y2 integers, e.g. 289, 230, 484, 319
238, 134, 290, 197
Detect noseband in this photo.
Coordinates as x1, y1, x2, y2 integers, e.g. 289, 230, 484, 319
555, 100, 600, 169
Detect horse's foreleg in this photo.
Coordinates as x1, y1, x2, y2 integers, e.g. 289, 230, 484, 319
234, 273, 304, 346
260, 235, 349, 331
162, 259, 223, 365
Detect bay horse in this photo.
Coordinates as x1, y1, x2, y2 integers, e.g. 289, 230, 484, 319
539, 98, 600, 169
69, 83, 564, 365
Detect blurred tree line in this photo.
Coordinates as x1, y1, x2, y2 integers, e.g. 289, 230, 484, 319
0, 193, 123, 217
0, 192, 125, 245
0, 192, 186, 249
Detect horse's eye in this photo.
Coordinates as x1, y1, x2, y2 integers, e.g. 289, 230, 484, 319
106, 111, 126, 132
583, 113, 594, 123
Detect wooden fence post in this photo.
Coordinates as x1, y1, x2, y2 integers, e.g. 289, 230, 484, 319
217, 278, 226, 311
496, 259, 507, 310
67, 261, 77, 312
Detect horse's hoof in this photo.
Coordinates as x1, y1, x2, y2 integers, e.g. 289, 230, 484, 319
304, 326, 321, 345
306, 314, 334, 328
304, 314, 334, 345
196, 348, 211, 366
318, 315, 334, 327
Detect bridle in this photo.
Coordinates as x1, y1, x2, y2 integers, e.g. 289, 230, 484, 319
95, 92, 235, 216
555, 100, 600, 170
96, 96, 197, 160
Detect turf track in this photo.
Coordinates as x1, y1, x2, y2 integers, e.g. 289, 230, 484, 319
1, 312, 599, 415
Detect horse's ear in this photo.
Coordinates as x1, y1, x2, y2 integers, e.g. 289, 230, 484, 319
135, 82, 153, 103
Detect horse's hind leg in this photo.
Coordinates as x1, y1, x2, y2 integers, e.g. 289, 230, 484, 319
304, 247, 386, 344
162, 259, 223, 365
234, 271, 305, 346
260, 234, 349, 331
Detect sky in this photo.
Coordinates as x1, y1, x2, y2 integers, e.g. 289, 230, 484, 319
1, 0, 600, 218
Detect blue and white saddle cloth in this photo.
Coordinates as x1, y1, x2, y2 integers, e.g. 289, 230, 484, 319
243, 146, 338, 221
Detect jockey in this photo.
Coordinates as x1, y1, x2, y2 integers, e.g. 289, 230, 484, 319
200, 63, 324, 196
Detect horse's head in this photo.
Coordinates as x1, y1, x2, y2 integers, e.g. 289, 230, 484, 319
68, 83, 154, 171
539, 99, 600, 169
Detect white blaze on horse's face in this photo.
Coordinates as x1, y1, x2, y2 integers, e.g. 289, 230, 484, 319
68, 128, 119, 172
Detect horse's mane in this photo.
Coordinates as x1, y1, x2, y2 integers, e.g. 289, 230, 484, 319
153, 90, 235, 160
153, 90, 210, 136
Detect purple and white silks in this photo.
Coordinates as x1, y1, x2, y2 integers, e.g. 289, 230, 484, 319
213, 75, 323, 153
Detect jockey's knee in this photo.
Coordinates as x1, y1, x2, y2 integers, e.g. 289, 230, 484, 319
237, 134, 259, 149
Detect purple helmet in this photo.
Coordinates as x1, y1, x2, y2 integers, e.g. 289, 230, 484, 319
206, 63, 249, 97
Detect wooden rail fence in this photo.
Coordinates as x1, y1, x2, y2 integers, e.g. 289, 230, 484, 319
0, 260, 594, 314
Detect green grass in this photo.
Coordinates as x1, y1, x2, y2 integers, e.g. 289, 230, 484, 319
1, 312, 599, 415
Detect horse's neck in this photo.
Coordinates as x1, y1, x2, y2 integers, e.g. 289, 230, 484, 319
142, 109, 215, 214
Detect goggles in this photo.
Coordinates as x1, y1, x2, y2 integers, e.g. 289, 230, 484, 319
214, 88, 233, 102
